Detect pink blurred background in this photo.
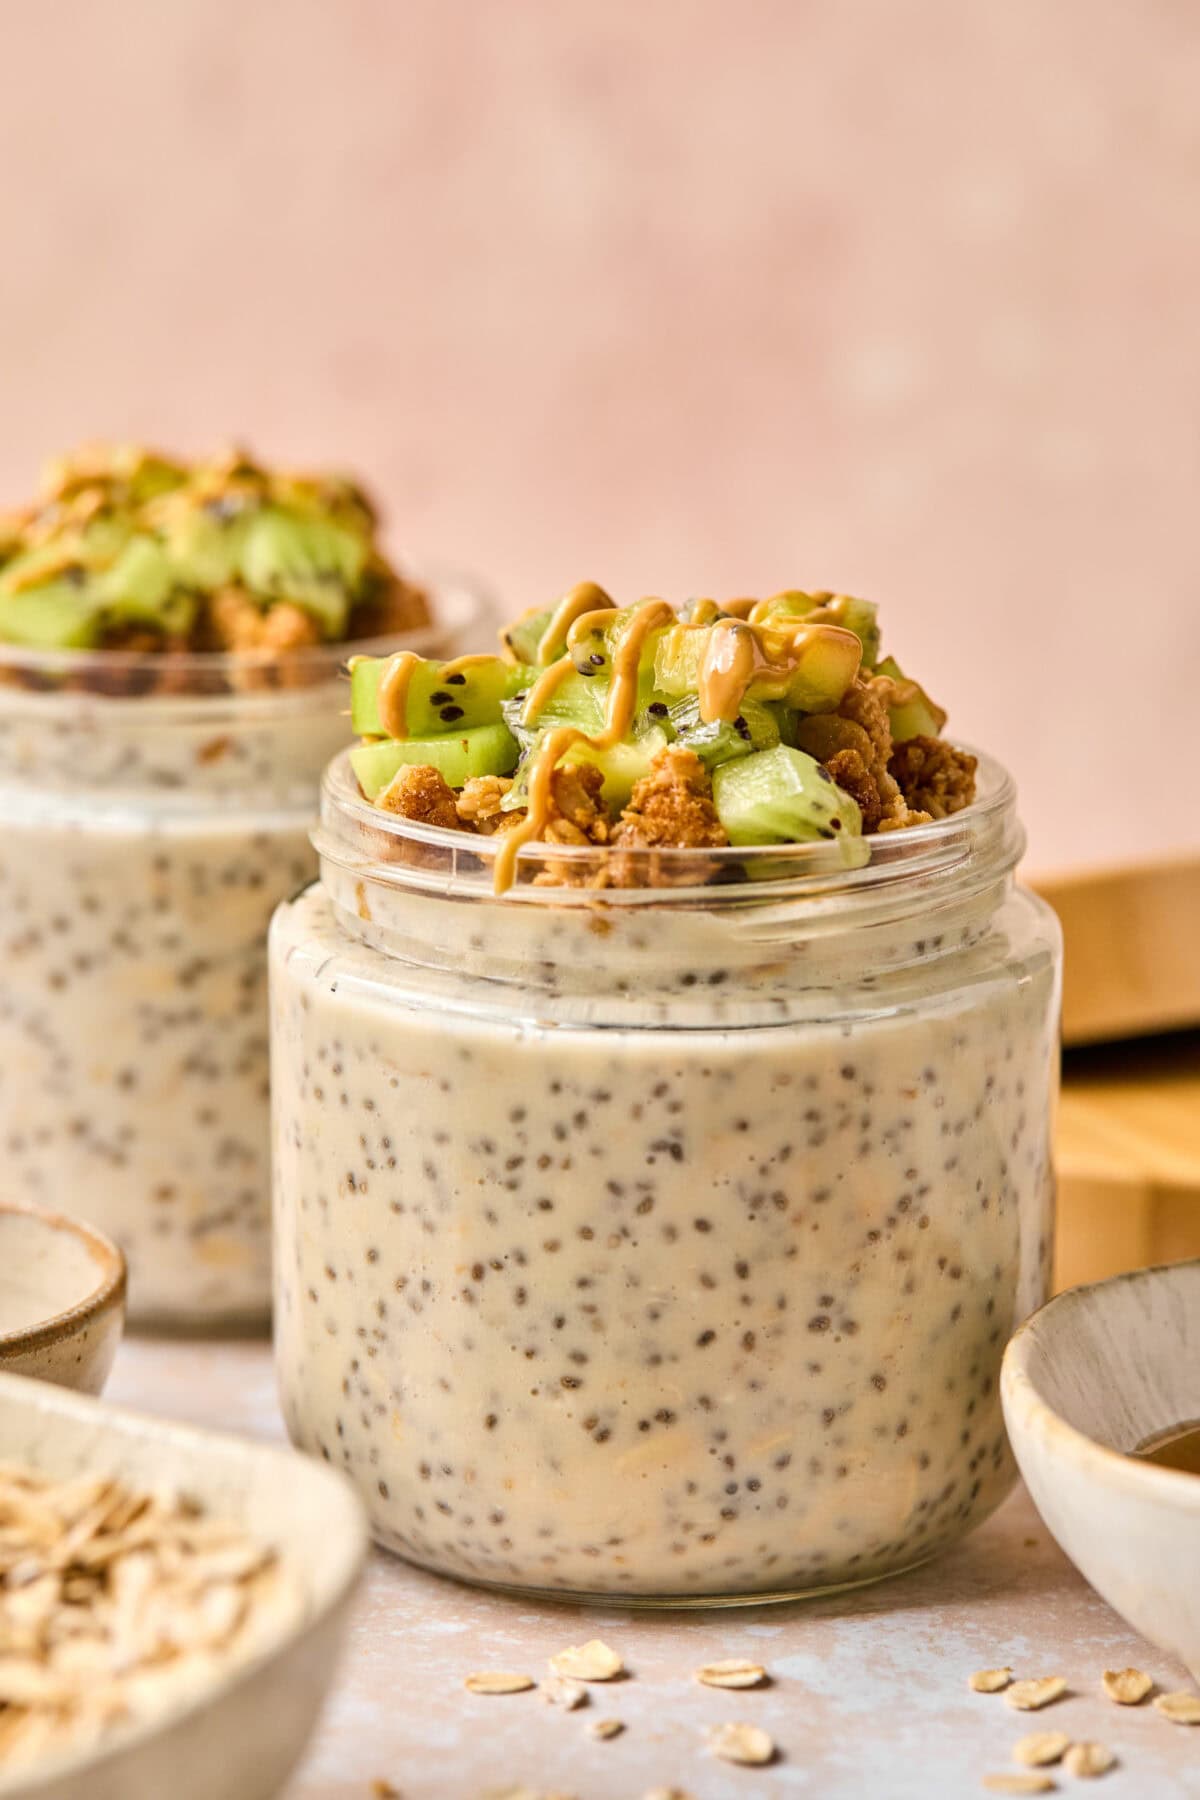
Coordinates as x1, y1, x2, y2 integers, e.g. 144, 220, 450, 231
1, 0, 1197, 873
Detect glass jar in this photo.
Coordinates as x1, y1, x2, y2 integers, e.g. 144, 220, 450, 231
271, 748, 1061, 1603
0, 577, 482, 1330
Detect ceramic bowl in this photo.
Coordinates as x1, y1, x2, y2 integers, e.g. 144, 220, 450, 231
0, 1369, 368, 1800
0, 1202, 126, 1394
1002, 1259, 1200, 1681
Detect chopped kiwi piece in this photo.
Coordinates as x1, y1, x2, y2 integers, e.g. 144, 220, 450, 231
501, 608, 553, 664
238, 506, 368, 637
350, 721, 519, 799
96, 537, 196, 636
713, 745, 863, 845
654, 619, 860, 713
875, 655, 947, 740
502, 667, 608, 747
351, 654, 535, 737
667, 693, 780, 768
503, 723, 672, 814
0, 582, 102, 649
755, 592, 880, 667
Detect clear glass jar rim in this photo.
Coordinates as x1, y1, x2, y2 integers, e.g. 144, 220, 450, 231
0, 565, 488, 708
317, 743, 1023, 910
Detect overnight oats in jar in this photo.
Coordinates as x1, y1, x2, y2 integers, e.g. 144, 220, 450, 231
0, 443, 480, 1328
271, 584, 1061, 1601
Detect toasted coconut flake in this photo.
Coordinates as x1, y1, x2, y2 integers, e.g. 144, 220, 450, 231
981, 1777, 1056, 1795
588, 1717, 625, 1740
1013, 1731, 1070, 1766
542, 1674, 587, 1710
695, 1658, 768, 1689
708, 1721, 776, 1766
1005, 1677, 1067, 1712
1064, 1742, 1116, 1777
464, 1671, 536, 1695
548, 1638, 624, 1681
1154, 1691, 1200, 1725
1101, 1667, 1152, 1705
970, 1667, 1014, 1693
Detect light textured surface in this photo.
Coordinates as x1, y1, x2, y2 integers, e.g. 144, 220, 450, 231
107, 1335, 1200, 1798
1, 2, 1199, 873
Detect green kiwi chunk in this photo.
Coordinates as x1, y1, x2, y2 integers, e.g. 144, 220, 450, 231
0, 582, 102, 649
502, 667, 608, 746
666, 693, 780, 768
653, 620, 859, 713
238, 506, 368, 637
875, 655, 946, 740
503, 723, 671, 814
351, 654, 535, 737
350, 721, 519, 799
713, 744, 863, 845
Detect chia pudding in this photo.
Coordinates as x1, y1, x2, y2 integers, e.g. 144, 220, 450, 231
270, 589, 1061, 1599
0, 444, 479, 1326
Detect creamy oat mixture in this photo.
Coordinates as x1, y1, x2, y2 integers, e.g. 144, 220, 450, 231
272, 864, 1056, 1597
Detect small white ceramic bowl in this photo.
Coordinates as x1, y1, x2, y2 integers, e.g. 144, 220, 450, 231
0, 1202, 126, 1394
0, 1369, 368, 1800
1002, 1259, 1200, 1682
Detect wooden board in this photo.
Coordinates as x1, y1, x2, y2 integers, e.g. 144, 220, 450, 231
1054, 1030, 1200, 1292
1031, 853, 1200, 1046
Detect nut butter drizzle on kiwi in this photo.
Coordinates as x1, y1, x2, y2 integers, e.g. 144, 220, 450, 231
375, 651, 423, 740
493, 598, 674, 893
535, 580, 614, 664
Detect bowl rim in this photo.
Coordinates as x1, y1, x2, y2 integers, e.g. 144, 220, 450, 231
0, 1368, 369, 1796
0, 1200, 127, 1355
1001, 1257, 1200, 1507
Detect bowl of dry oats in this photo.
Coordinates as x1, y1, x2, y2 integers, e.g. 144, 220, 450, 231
0, 1368, 368, 1800
0, 1204, 126, 1396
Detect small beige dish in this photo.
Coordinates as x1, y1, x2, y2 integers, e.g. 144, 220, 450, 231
1002, 1260, 1200, 1682
0, 1202, 126, 1394
0, 1369, 368, 1800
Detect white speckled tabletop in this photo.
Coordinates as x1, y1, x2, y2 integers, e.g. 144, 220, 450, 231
107, 1337, 1200, 1800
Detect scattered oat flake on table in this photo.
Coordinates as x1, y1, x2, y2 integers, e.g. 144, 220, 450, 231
369, 1784, 401, 1799
708, 1721, 776, 1765
1005, 1677, 1067, 1711
982, 1776, 1056, 1795
541, 1674, 587, 1710
970, 1667, 1014, 1693
1153, 1691, 1200, 1725
695, 1658, 768, 1689
642, 1791, 693, 1800
548, 1639, 624, 1681
1013, 1731, 1070, 1766
464, 1671, 536, 1695
587, 1717, 624, 1739
1101, 1666, 1153, 1705
1064, 1742, 1116, 1778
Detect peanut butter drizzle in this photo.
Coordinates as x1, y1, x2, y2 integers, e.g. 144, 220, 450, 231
437, 652, 500, 679
493, 598, 674, 892
698, 619, 761, 723
536, 581, 615, 664
376, 651, 422, 740
520, 653, 577, 728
